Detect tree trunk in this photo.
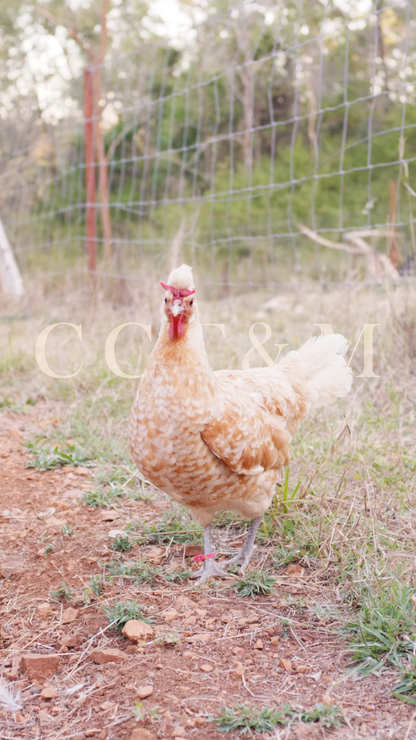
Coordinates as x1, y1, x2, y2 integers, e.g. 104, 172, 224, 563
0, 219, 24, 298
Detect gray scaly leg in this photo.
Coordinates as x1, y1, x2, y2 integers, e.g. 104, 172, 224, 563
223, 516, 263, 572
190, 524, 229, 583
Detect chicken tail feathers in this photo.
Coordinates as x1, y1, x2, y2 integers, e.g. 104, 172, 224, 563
279, 334, 353, 408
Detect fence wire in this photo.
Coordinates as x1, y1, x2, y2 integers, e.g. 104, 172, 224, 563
1, 0, 416, 297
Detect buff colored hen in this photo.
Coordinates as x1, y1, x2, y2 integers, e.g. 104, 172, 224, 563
129, 265, 352, 582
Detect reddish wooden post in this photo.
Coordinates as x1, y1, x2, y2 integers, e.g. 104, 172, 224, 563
84, 68, 97, 274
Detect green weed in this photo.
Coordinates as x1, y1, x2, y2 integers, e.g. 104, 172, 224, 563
110, 535, 133, 552
51, 581, 74, 602
104, 599, 152, 633
236, 570, 276, 598
24, 439, 92, 471
107, 558, 158, 585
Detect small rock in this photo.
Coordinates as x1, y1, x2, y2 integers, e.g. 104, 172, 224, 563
184, 615, 197, 626
101, 511, 119, 522
85, 730, 101, 738
172, 726, 186, 738
122, 620, 154, 642
163, 609, 178, 622
294, 723, 314, 738
130, 729, 156, 740
194, 608, 207, 617
37, 602, 52, 617
174, 595, 199, 611
200, 663, 213, 672
293, 663, 309, 674
285, 563, 304, 577
91, 648, 127, 664
62, 487, 83, 500
65, 559, 78, 574
100, 700, 115, 710
22, 653, 60, 682
232, 647, 244, 657
254, 639, 263, 650
280, 658, 292, 671
234, 662, 245, 677
136, 684, 153, 699
15, 710, 26, 723
44, 516, 66, 528
220, 613, 232, 623
144, 547, 163, 561
62, 607, 79, 624
270, 636, 280, 646
41, 686, 58, 700
1, 555, 25, 578
60, 634, 82, 649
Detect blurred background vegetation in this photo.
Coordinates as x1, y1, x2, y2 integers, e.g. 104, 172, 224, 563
0, 0, 415, 297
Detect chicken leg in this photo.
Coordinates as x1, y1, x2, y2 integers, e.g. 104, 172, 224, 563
191, 524, 229, 583
223, 516, 262, 572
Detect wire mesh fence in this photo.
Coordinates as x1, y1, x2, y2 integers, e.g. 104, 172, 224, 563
1, 0, 416, 299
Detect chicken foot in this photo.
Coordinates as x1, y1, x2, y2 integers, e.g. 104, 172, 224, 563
223, 516, 262, 572
190, 524, 229, 583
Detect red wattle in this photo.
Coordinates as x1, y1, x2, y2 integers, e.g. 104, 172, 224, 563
169, 314, 185, 339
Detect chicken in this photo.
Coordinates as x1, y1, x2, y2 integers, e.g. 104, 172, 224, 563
129, 264, 353, 582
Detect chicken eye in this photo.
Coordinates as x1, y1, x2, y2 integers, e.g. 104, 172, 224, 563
164, 298, 167, 304
190, 300, 194, 306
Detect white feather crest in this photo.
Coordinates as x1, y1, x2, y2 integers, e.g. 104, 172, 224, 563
166, 264, 195, 290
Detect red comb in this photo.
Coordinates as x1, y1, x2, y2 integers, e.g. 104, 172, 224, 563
160, 282, 195, 299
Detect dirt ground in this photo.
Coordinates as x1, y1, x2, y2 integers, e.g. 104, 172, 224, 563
1, 402, 415, 740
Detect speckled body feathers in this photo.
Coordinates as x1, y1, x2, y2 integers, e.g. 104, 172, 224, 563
129, 267, 352, 527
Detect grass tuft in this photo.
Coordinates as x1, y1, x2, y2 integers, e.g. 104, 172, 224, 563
24, 439, 92, 471
103, 599, 152, 633
236, 569, 276, 598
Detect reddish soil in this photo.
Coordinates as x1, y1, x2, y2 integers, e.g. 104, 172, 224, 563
0, 405, 413, 739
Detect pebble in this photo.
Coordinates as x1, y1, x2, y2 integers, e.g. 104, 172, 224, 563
200, 663, 213, 672
0, 555, 25, 578
280, 658, 292, 671
136, 685, 154, 699
234, 662, 245, 677
270, 636, 280, 646
122, 619, 154, 642
62, 607, 79, 624
37, 602, 52, 617
91, 648, 127, 664
254, 639, 263, 650
130, 729, 156, 740
41, 686, 58, 700
163, 609, 178, 622
22, 653, 60, 682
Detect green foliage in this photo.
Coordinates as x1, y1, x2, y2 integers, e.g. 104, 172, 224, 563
214, 702, 344, 734
298, 703, 343, 728
163, 568, 193, 583
236, 570, 276, 598
62, 525, 74, 537
135, 506, 201, 545
82, 576, 103, 604
51, 581, 74, 602
346, 578, 416, 670
215, 703, 286, 734
110, 535, 133, 552
107, 558, 158, 585
24, 439, 92, 471
103, 599, 151, 633
83, 483, 123, 509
